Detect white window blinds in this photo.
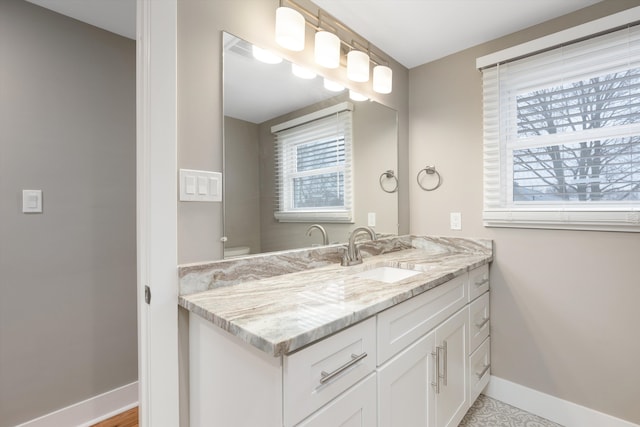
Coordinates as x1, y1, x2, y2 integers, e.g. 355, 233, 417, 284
272, 103, 354, 222
482, 24, 640, 231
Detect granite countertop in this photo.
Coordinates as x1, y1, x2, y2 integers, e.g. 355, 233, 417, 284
178, 236, 492, 357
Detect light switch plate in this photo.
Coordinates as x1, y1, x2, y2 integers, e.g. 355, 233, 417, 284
22, 190, 43, 213
179, 169, 222, 202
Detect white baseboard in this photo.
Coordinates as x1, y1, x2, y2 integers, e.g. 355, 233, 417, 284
484, 376, 639, 427
14, 381, 138, 427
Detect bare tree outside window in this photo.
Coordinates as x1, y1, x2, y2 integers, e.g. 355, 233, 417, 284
513, 70, 640, 202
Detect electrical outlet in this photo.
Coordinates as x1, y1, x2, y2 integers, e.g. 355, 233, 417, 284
368, 212, 376, 227
450, 212, 462, 230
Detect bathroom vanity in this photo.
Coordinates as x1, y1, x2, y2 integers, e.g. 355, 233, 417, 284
179, 236, 492, 426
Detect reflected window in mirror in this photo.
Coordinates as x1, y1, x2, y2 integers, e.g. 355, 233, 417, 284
273, 103, 354, 223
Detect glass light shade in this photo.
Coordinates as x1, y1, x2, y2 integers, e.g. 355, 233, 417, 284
252, 46, 282, 64
323, 78, 344, 92
291, 63, 316, 79
349, 90, 368, 101
275, 7, 305, 51
315, 31, 341, 68
347, 50, 370, 82
373, 65, 393, 94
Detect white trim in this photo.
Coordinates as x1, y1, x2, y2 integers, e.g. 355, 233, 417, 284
274, 210, 353, 223
476, 6, 640, 69
483, 209, 640, 232
136, 0, 179, 426
485, 376, 640, 427
271, 101, 353, 133
14, 382, 138, 427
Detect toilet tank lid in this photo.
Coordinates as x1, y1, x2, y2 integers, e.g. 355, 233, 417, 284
224, 246, 251, 256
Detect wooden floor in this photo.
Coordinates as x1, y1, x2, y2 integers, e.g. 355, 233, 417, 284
91, 407, 138, 427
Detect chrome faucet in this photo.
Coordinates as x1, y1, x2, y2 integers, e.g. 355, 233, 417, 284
342, 226, 377, 266
306, 224, 329, 246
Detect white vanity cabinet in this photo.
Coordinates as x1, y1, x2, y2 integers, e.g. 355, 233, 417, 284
377, 273, 470, 427
189, 264, 490, 427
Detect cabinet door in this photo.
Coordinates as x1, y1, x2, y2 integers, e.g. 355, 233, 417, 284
378, 330, 436, 427
434, 307, 469, 427
297, 374, 376, 427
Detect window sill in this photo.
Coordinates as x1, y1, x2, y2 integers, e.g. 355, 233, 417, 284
274, 210, 353, 223
483, 209, 640, 232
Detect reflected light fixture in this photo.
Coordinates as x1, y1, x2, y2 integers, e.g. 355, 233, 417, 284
275, 7, 305, 51
347, 50, 370, 82
373, 65, 392, 94
292, 63, 317, 79
315, 31, 341, 68
323, 78, 344, 92
252, 46, 282, 64
349, 90, 368, 102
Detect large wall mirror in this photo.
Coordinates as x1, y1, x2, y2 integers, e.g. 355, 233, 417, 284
222, 32, 398, 258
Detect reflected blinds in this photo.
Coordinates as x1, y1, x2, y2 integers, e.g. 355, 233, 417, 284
273, 105, 353, 222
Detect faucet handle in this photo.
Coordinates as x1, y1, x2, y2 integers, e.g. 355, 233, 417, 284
341, 248, 350, 266
353, 246, 362, 262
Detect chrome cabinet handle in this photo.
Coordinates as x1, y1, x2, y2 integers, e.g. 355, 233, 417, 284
319, 352, 367, 384
431, 347, 441, 394
476, 363, 491, 379
442, 341, 448, 386
475, 317, 490, 329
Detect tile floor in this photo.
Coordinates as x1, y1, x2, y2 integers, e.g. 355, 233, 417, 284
459, 394, 564, 427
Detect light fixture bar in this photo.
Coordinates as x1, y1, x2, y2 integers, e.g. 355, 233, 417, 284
278, 0, 391, 68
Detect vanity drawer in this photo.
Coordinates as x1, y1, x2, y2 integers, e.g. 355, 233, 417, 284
283, 316, 376, 427
469, 337, 491, 403
468, 291, 490, 353
468, 264, 489, 302
296, 373, 376, 427
377, 273, 467, 365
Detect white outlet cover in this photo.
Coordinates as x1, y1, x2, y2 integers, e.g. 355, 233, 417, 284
22, 189, 43, 213
450, 212, 462, 230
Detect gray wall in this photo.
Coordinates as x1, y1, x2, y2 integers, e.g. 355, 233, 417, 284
0, 1, 137, 425
408, 0, 640, 423
223, 116, 262, 254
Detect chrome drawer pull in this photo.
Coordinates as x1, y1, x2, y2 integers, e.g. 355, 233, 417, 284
475, 317, 490, 329
320, 352, 367, 384
442, 341, 448, 386
474, 278, 489, 287
476, 364, 491, 379
431, 348, 441, 394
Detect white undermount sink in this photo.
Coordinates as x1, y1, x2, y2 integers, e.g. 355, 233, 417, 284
353, 266, 421, 283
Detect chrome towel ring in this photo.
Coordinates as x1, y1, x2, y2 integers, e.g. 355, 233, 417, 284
416, 165, 442, 191
379, 170, 398, 193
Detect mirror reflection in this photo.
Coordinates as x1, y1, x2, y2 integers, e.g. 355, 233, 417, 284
223, 32, 398, 258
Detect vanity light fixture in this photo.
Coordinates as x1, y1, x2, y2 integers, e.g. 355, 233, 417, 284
323, 78, 344, 92
275, 6, 305, 51
274, 0, 393, 95
252, 45, 282, 64
373, 64, 392, 94
315, 31, 341, 68
292, 63, 317, 79
349, 90, 368, 102
347, 50, 370, 82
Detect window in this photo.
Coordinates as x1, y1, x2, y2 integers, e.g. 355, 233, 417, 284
481, 25, 640, 231
272, 102, 353, 222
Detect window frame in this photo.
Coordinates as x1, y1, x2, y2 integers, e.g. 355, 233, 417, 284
272, 102, 354, 223
480, 22, 640, 232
